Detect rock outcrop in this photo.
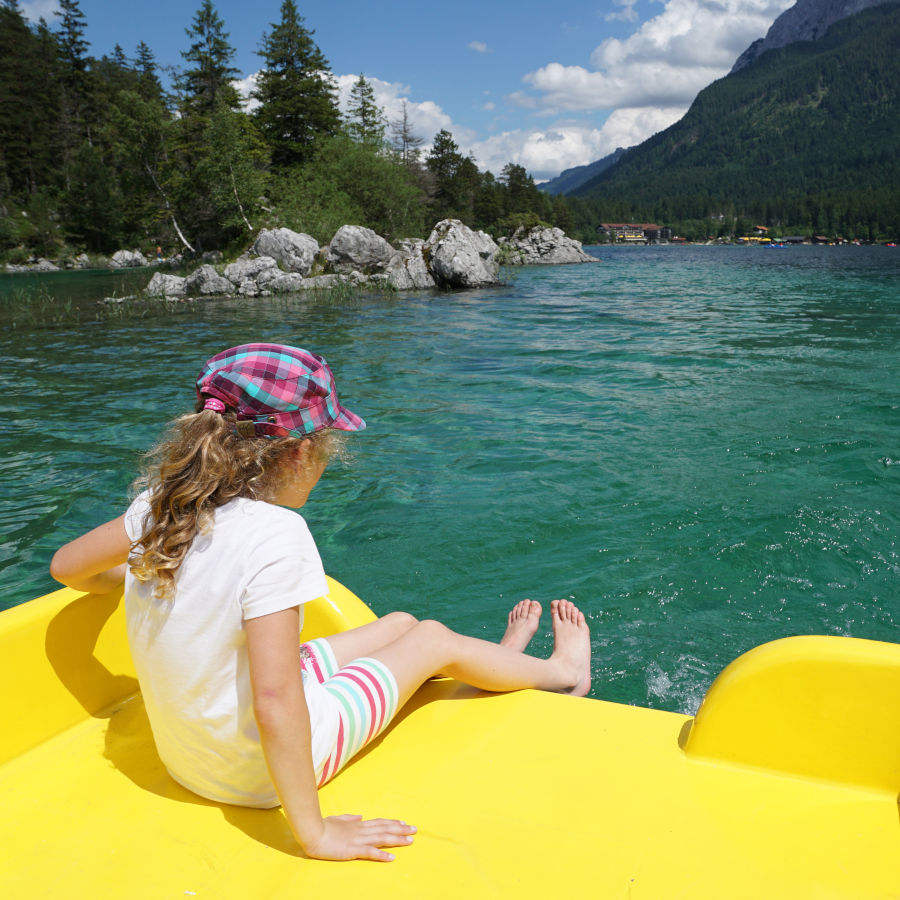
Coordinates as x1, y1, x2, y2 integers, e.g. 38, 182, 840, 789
732, 0, 891, 71
326, 225, 395, 274
142, 218, 587, 300
250, 228, 319, 275
384, 239, 436, 290
5, 257, 60, 273
184, 264, 234, 296
109, 249, 148, 268
423, 219, 499, 288
499, 226, 596, 265
145, 272, 187, 298
223, 256, 281, 296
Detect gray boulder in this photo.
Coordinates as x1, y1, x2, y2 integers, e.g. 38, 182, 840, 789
145, 272, 187, 298
109, 249, 148, 268
384, 239, 436, 290
423, 219, 500, 288
73, 253, 90, 269
326, 225, 395, 274
184, 264, 233, 296
33, 257, 60, 272
499, 226, 596, 265
224, 255, 281, 295
269, 272, 352, 292
268, 272, 309, 293
302, 274, 348, 290
251, 228, 319, 275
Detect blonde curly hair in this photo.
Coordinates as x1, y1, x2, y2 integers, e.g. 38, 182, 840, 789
129, 404, 345, 600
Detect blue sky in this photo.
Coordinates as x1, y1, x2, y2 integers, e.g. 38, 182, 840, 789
21, 0, 793, 180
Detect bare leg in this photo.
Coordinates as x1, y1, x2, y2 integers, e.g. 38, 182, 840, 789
323, 611, 418, 670
371, 599, 591, 710
499, 599, 542, 652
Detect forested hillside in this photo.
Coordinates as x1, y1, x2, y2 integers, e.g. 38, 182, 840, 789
0, 0, 571, 263
537, 148, 627, 197
572, 2, 900, 241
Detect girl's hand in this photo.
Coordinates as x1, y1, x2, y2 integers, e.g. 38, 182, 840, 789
303, 814, 416, 862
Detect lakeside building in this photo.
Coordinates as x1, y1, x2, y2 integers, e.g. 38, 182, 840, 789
597, 223, 672, 244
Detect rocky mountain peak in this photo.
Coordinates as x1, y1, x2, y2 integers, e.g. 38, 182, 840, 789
731, 0, 895, 71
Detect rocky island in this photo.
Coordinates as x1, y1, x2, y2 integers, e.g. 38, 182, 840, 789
144, 220, 597, 299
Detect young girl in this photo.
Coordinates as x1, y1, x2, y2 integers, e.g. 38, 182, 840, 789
50, 343, 592, 863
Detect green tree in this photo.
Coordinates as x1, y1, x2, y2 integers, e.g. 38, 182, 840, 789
110, 90, 195, 253
197, 98, 269, 238
56, 0, 89, 93
499, 164, 542, 217
179, 0, 240, 117
62, 140, 123, 250
0, 1, 61, 200
135, 40, 164, 102
345, 74, 385, 146
275, 133, 426, 243
253, 0, 340, 168
426, 129, 463, 220
56, 0, 94, 175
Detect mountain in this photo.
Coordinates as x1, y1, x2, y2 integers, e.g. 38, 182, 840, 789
732, 0, 894, 71
571, 2, 900, 239
538, 148, 628, 195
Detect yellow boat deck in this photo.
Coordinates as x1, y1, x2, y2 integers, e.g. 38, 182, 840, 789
2, 581, 899, 898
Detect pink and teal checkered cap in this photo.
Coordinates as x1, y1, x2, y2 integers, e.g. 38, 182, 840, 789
196, 343, 365, 438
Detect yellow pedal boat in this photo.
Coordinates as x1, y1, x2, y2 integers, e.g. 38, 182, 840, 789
2, 578, 899, 898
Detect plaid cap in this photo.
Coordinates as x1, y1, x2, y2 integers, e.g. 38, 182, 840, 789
196, 343, 365, 438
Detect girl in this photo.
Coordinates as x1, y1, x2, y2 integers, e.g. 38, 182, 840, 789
50, 343, 592, 863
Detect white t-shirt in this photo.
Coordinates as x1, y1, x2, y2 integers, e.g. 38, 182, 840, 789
124, 491, 339, 808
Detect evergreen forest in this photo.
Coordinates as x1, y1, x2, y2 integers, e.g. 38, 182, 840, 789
0, 0, 571, 264
570, 3, 900, 242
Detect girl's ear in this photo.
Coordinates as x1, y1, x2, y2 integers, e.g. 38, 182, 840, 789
292, 438, 315, 465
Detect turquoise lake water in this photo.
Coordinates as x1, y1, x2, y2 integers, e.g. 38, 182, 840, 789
2, 245, 898, 713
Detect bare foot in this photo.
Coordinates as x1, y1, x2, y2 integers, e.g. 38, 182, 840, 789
500, 599, 542, 652
550, 599, 592, 697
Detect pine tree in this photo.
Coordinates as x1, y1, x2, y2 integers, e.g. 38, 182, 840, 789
390, 100, 423, 170
0, 1, 38, 198
56, 0, 88, 76
56, 0, 93, 152
345, 74, 385, 146
135, 40, 163, 102
179, 0, 240, 117
253, 0, 340, 168
110, 90, 195, 253
426, 129, 463, 220
0, 4, 62, 200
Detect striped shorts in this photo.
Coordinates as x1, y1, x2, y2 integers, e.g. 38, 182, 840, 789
300, 638, 400, 787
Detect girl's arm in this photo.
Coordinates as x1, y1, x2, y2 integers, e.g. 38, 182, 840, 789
245, 607, 415, 862
50, 515, 131, 594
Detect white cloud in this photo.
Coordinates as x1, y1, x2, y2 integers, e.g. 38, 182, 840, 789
605, 0, 640, 24
523, 59, 715, 111
468, 106, 685, 181
234, 72, 260, 112
333, 73, 476, 145
232, 71, 473, 146
523, 0, 793, 113
468, 41, 489, 53
20, 1, 59, 23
